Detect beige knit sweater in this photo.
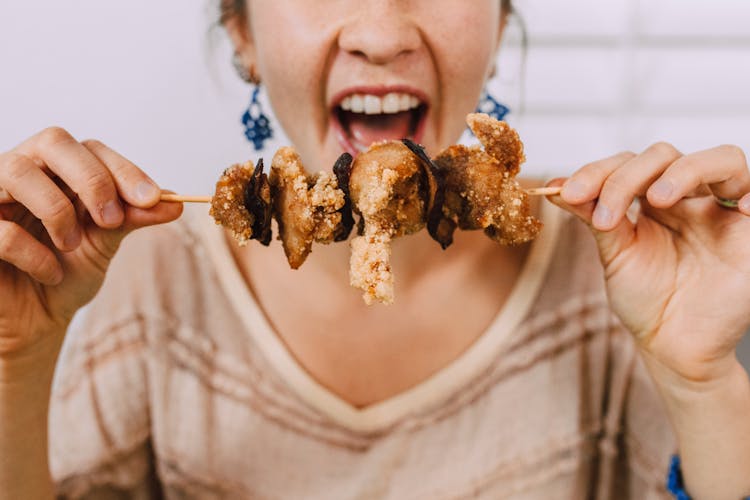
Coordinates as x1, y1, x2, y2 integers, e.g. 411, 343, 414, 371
49, 203, 676, 499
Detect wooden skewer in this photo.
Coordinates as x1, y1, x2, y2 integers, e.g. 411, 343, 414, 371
525, 186, 562, 196
2, 187, 559, 206
160, 187, 561, 203
160, 193, 212, 203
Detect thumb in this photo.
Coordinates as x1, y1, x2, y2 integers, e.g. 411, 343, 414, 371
545, 178, 635, 266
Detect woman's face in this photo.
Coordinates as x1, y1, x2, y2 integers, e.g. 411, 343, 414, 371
233, 0, 504, 171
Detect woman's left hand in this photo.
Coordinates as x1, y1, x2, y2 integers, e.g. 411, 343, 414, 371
547, 142, 750, 384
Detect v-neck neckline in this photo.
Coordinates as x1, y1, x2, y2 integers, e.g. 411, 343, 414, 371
199, 201, 562, 434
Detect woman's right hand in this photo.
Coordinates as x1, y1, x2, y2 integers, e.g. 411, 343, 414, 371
0, 127, 183, 364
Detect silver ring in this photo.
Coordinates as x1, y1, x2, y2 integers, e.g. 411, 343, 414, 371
715, 196, 740, 209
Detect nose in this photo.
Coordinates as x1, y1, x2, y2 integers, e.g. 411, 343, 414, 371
338, 1, 422, 65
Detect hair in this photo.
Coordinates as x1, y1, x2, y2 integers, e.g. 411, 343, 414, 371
218, 0, 244, 25
219, 0, 514, 27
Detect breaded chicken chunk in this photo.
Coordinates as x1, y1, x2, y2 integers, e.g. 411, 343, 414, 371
270, 147, 346, 269
434, 113, 541, 246
347, 141, 427, 305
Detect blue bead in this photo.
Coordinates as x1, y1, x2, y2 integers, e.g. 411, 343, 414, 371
241, 86, 273, 151
476, 90, 510, 121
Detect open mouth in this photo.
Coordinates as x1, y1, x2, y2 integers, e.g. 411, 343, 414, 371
331, 89, 429, 156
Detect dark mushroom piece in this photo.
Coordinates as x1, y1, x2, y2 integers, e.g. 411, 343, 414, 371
332, 152, 356, 242
401, 139, 455, 249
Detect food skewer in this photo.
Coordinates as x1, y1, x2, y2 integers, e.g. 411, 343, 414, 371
0, 188, 561, 206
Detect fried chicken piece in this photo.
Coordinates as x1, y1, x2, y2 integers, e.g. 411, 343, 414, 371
434, 113, 541, 246
269, 147, 346, 269
209, 159, 272, 246
348, 141, 426, 305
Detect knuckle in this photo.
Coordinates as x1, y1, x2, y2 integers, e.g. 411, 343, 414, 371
616, 150, 637, 161
601, 173, 630, 198
718, 144, 746, 165
84, 168, 116, 197
578, 160, 604, 176
1, 153, 32, 182
39, 126, 74, 148
81, 138, 104, 150
113, 164, 140, 185
44, 194, 75, 225
648, 141, 679, 158
29, 248, 57, 277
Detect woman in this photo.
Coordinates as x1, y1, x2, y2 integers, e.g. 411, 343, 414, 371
1, 0, 749, 498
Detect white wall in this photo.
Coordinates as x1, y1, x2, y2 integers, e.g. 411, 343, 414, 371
1, 1, 750, 362
495, 0, 750, 179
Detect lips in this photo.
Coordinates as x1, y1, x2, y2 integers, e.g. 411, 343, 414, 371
331, 87, 429, 156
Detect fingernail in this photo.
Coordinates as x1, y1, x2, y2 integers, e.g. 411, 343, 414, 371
101, 200, 123, 225
562, 180, 588, 201
135, 181, 159, 204
650, 179, 674, 201
740, 195, 750, 213
63, 226, 82, 249
593, 204, 612, 228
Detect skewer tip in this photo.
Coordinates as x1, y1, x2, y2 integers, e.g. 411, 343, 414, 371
525, 186, 562, 196
160, 193, 212, 203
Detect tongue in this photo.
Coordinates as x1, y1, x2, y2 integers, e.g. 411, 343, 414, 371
347, 111, 414, 147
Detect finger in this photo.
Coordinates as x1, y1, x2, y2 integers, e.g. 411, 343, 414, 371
646, 144, 750, 209
121, 199, 184, 232
81, 140, 161, 209
546, 178, 635, 267
16, 127, 124, 229
593, 142, 682, 231
560, 151, 636, 205
0, 153, 82, 251
0, 220, 63, 285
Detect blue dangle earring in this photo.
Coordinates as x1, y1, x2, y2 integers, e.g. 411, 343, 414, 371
242, 87, 273, 151
476, 89, 510, 121
234, 53, 273, 151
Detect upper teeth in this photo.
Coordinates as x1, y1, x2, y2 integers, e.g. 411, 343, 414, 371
340, 92, 421, 115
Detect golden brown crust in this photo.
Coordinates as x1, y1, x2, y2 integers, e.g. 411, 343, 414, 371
349, 141, 426, 236
434, 113, 541, 246
270, 147, 345, 269
347, 141, 427, 304
209, 162, 256, 245
466, 112, 526, 177
349, 229, 393, 306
